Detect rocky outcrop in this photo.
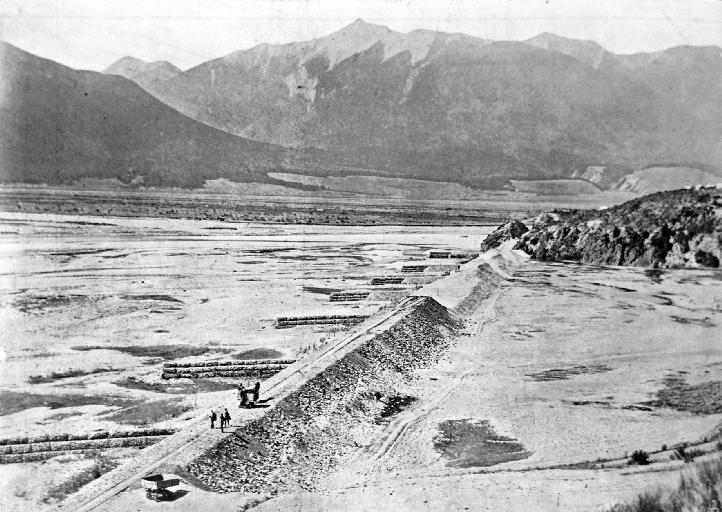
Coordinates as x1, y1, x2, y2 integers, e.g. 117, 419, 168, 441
480, 220, 529, 252
512, 187, 722, 268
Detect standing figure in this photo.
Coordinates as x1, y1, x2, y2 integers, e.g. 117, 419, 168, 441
210, 410, 217, 429
253, 381, 261, 402
238, 382, 246, 407
238, 383, 246, 408
223, 408, 231, 428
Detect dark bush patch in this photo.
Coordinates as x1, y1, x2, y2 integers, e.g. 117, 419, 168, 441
72, 344, 210, 359
671, 444, 705, 463
42, 456, 118, 503
647, 376, 722, 414
115, 377, 236, 394
628, 450, 650, 465
376, 395, 417, 423
527, 364, 612, 381
13, 294, 89, 313
0, 391, 137, 417
121, 294, 183, 303
434, 419, 530, 468
28, 367, 117, 384
232, 348, 283, 360
101, 400, 192, 426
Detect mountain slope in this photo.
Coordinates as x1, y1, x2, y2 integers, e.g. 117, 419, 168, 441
616, 167, 721, 194
135, 20, 721, 185
617, 46, 722, 128
0, 42, 294, 187
525, 32, 611, 69
104, 56, 181, 92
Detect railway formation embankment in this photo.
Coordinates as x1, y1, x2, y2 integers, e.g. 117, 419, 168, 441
61, 252, 508, 510
189, 296, 461, 494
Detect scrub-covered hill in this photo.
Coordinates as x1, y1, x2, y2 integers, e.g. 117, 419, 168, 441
484, 187, 722, 268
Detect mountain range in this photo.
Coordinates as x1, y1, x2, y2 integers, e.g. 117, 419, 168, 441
1, 19, 721, 189
0, 42, 353, 187
102, 19, 722, 187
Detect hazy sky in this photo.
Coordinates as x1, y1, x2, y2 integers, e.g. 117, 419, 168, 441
1, 0, 721, 71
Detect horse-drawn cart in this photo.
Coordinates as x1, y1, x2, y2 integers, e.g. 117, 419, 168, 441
140, 474, 181, 501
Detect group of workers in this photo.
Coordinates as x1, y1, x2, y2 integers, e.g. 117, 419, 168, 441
209, 381, 262, 430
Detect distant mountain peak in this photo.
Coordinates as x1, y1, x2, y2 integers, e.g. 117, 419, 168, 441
103, 56, 181, 92
526, 32, 609, 68
325, 18, 392, 43
342, 18, 391, 32
104, 56, 146, 74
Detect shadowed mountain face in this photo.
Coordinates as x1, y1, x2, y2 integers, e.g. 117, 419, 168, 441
125, 19, 722, 184
0, 42, 300, 187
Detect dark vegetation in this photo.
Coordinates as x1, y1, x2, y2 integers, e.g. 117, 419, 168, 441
114, 377, 237, 394
100, 400, 192, 425
28, 368, 117, 384
13, 294, 89, 313
233, 348, 283, 360
433, 419, 530, 468
72, 344, 211, 359
0, 391, 138, 416
611, 457, 722, 512
526, 364, 612, 382
42, 455, 119, 503
627, 449, 650, 465
671, 444, 706, 463
648, 376, 722, 414
376, 395, 417, 422
121, 294, 182, 303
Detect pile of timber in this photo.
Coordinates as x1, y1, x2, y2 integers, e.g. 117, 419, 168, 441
274, 314, 369, 329
400, 264, 428, 273
328, 290, 370, 302
162, 359, 295, 379
370, 277, 405, 285
0, 428, 175, 463
302, 285, 343, 295
428, 250, 452, 258
428, 250, 479, 259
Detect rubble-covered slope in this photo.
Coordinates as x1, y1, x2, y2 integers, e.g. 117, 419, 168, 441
507, 187, 722, 268
187, 297, 461, 494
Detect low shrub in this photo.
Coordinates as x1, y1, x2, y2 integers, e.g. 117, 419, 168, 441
612, 456, 722, 511
628, 450, 650, 465
671, 444, 705, 463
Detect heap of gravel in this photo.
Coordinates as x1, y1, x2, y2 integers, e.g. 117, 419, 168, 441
187, 297, 460, 494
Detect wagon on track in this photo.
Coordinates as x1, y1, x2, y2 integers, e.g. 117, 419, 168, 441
140, 474, 181, 501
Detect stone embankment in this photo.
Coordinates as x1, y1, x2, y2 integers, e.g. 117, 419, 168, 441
485, 187, 721, 268
187, 297, 461, 494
